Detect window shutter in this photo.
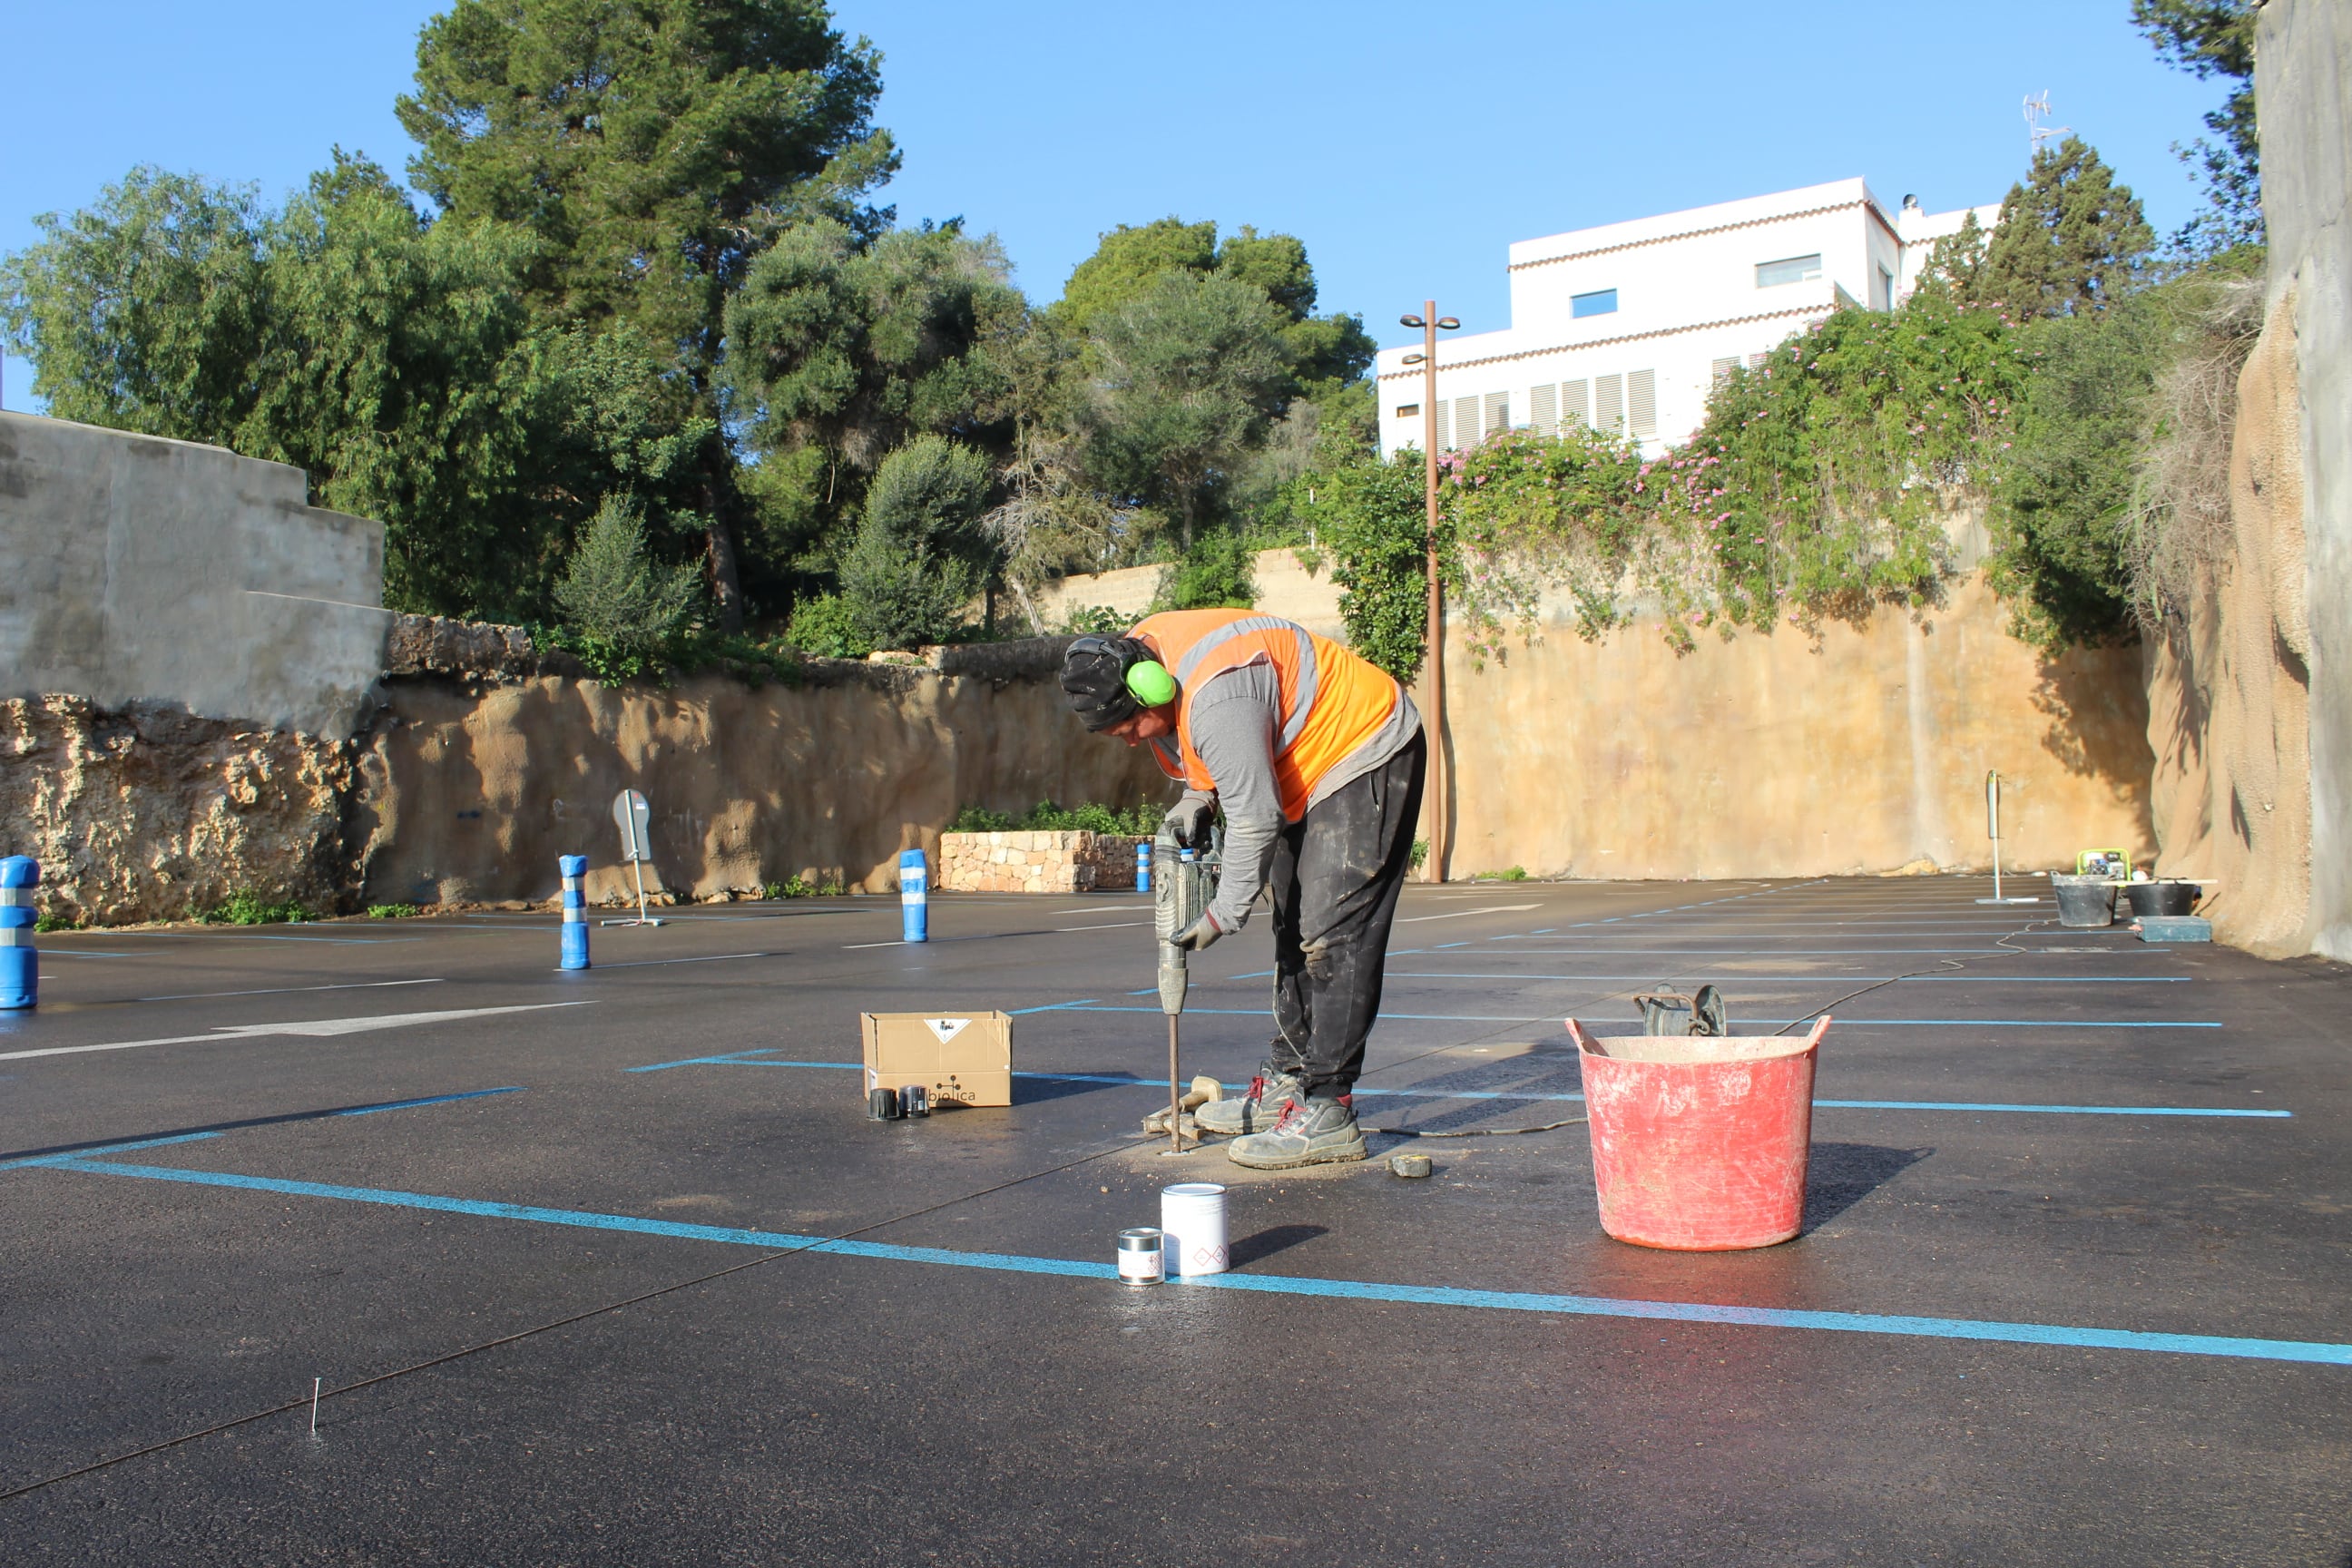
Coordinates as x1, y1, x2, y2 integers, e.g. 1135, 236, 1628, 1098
1561, 378, 1589, 427
1594, 373, 1623, 433
1710, 357, 1739, 387
1529, 383, 1557, 432
1483, 391, 1508, 436
1748, 353, 1769, 368
1628, 369, 1656, 437
1454, 396, 1479, 446
1434, 398, 1451, 451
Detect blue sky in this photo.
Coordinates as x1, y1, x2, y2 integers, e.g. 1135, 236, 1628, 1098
3, 0, 2230, 414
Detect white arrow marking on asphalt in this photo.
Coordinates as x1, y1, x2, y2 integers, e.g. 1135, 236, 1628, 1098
1394, 905, 1543, 924
0, 1003, 595, 1063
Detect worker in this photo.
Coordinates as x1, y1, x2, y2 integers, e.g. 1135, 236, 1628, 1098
1059, 610, 1426, 1170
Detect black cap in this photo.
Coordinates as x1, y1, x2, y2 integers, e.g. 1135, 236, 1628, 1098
1061, 635, 1150, 731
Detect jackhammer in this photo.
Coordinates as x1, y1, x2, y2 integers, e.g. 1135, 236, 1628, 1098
1152, 824, 1220, 1152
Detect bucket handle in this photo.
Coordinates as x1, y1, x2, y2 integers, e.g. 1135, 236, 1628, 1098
1803, 1015, 1830, 1050
1565, 1018, 1598, 1054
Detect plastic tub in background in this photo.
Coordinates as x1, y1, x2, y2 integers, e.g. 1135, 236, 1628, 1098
2051, 874, 2117, 927
2125, 880, 2200, 918
1566, 1017, 1827, 1251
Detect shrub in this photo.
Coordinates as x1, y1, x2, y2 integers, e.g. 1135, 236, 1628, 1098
1055, 603, 1129, 635
554, 496, 701, 654
949, 800, 1162, 835
785, 593, 876, 660
33, 912, 75, 934
765, 874, 848, 898
199, 890, 308, 925
1151, 527, 1257, 612
366, 903, 422, 918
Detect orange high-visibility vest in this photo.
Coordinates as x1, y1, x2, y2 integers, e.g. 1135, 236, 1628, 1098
1131, 609, 1403, 822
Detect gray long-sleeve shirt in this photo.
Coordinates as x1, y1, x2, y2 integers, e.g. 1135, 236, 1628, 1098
1177, 657, 1421, 934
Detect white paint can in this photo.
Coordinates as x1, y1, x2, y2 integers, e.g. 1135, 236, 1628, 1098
1116, 1227, 1166, 1286
1160, 1182, 1229, 1277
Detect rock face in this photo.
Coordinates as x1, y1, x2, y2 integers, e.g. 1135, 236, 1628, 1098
0, 696, 349, 926
347, 652, 1173, 908
2142, 291, 2313, 954
938, 831, 1144, 894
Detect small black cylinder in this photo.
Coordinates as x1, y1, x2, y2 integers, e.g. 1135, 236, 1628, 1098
867, 1086, 903, 1121
899, 1083, 929, 1118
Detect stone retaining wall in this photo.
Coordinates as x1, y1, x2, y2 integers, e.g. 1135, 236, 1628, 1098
937, 831, 1144, 894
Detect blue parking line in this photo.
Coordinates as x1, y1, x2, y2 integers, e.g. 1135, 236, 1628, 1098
1024, 1005, 2220, 1028
631, 1058, 2285, 1117
625, 1047, 793, 1073
1377, 974, 2190, 984
35, 1157, 2347, 1365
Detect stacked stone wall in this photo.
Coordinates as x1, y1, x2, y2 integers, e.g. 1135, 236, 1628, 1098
938, 831, 1143, 895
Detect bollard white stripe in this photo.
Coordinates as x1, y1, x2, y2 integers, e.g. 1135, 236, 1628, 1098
0, 927, 30, 947
0, 888, 32, 907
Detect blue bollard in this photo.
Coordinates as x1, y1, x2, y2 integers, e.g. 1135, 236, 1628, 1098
0, 857, 36, 1010
900, 848, 928, 943
559, 855, 590, 970
1135, 839, 1152, 893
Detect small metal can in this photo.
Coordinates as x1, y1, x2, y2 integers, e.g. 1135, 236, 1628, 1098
1387, 1150, 1433, 1179
899, 1083, 929, 1119
1116, 1227, 1166, 1286
867, 1086, 902, 1122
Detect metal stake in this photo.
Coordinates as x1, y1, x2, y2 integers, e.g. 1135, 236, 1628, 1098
1168, 1015, 1182, 1154
309, 1377, 321, 1438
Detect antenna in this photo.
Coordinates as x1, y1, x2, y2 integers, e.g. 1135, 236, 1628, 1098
2024, 92, 2070, 159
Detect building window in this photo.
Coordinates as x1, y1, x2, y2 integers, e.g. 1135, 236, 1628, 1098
1594, 373, 1624, 433
1710, 356, 1740, 387
1876, 265, 1894, 310
1395, 404, 1420, 419
1483, 391, 1509, 436
1451, 396, 1479, 448
1755, 253, 1822, 288
1528, 383, 1557, 431
1560, 378, 1591, 427
1572, 289, 1618, 318
1434, 400, 1452, 450
1628, 369, 1656, 438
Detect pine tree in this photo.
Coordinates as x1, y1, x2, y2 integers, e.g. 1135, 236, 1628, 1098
1974, 138, 2153, 318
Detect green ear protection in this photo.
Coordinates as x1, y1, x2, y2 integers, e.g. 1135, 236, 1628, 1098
1123, 659, 1178, 707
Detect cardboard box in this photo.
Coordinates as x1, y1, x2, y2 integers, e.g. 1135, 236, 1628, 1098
860, 1011, 1014, 1107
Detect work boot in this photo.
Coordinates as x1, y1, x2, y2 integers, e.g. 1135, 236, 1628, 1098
1226, 1093, 1367, 1171
1194, 1067, 1305, 1136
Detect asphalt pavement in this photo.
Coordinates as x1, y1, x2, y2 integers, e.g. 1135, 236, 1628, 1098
1, 876, 2345, 1564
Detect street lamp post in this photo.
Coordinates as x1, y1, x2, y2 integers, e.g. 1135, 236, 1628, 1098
1398, 305, 1459, 883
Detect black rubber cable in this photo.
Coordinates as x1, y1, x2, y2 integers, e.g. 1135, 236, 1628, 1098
0, 1130, 1165, 1504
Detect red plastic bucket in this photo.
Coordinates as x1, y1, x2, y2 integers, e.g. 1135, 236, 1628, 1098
1566, 1017, 1826, 1251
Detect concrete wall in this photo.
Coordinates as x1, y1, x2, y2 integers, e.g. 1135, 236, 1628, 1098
348, 643, 1174, 907
1000, 548, 1344, 638
0, 412, 392, 737
1430, 575, 2153, 879
2259, 0, 2352, 958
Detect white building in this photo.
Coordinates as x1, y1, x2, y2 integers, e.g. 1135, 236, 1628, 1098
1375, 178, 1998, 460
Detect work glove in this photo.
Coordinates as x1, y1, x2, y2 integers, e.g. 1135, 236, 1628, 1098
1171, 909, 1224, 953
1163, 796, 1216, 850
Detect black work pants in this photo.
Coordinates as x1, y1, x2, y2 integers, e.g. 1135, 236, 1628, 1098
1266, 731, 1427, 1098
